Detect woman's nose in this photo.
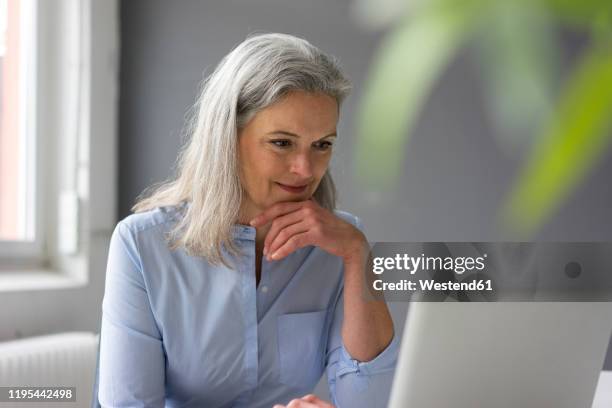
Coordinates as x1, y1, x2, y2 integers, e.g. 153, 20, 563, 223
289, 153, 314, 178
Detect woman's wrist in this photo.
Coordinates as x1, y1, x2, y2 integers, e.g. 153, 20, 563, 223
342, 233, 369, 268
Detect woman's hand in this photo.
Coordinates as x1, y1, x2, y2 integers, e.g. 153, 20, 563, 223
272, 394, 335, 408
249, 199, 367, 264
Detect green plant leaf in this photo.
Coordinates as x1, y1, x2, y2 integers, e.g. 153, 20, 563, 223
477, 1, 559, 154
354, 2, 478, 189
499, 45, 612, 237
541, 0, 612, 28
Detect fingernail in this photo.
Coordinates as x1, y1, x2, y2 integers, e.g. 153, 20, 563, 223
263, 246, 268, 256
249, 219, 256, 226
271, 251, 279, 260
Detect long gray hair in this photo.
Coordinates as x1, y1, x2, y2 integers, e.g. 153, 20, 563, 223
132, 32, 352, 266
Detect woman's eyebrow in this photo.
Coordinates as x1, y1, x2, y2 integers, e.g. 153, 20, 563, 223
266, 130, 338, 140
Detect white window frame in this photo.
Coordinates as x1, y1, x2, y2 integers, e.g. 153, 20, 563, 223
0, 0, 43, 264
0, 0, 118, 291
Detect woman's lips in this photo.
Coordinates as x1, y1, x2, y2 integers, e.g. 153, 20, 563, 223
275, 182, 308, 194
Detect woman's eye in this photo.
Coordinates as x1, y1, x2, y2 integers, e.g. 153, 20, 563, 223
315, 141, 333, 151
271, 140, 291, 148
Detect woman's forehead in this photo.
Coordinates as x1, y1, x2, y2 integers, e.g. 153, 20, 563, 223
255, 92, 338, 131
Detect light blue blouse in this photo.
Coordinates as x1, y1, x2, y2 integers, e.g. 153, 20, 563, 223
98, 203, 398, 407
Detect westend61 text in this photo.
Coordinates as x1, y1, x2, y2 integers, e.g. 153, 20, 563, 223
373, 279, 493, 292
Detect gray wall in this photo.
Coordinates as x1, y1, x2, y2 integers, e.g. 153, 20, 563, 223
118, 0, 612, 396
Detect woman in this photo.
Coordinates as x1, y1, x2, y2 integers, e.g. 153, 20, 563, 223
98, 32, 398, 408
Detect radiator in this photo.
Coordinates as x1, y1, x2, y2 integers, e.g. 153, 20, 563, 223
0, 332, 98, 408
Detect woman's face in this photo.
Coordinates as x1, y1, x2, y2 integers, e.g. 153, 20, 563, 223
238, 90, 338, 220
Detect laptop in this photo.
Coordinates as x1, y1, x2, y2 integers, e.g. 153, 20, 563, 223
388, 302, 612, 408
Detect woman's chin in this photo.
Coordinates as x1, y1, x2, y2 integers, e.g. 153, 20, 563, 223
268, 194, 308, 205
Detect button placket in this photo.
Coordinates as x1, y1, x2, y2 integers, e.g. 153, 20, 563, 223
258, 264, 267, 293
256, 255, 270, 323
240, 238, 258, 390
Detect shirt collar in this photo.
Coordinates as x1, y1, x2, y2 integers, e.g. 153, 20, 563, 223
231, 224, 257, 240
176, 201, 257, 241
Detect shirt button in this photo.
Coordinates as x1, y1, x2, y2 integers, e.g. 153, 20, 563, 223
260, 285, 268, 293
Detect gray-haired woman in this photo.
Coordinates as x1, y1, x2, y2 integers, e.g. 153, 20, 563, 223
98, 32, 398, 408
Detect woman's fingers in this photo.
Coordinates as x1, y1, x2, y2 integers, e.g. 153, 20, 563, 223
272, 394, 335, 408
300, 394, 335, 407
264, 210, 306, 254
267, 221, 310, 260
249, 201, 303, 227
268, 232, 310, 261
252, 198, 360, 261
259, 200, 323, 259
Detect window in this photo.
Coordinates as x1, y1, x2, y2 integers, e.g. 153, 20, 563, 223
0, 0, 118, 286
0, 0, 39, 265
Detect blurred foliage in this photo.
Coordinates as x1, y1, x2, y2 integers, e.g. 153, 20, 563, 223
501, 45, 612, 236
476, 1, 559, 154
353, 0, 612, 238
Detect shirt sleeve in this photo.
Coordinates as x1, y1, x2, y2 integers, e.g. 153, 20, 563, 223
324, 286, 399, 408
98, 221, 166, 407
324, 213, 399, 407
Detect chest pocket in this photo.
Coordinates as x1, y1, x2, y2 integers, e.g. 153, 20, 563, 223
277, 310, 329, 390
